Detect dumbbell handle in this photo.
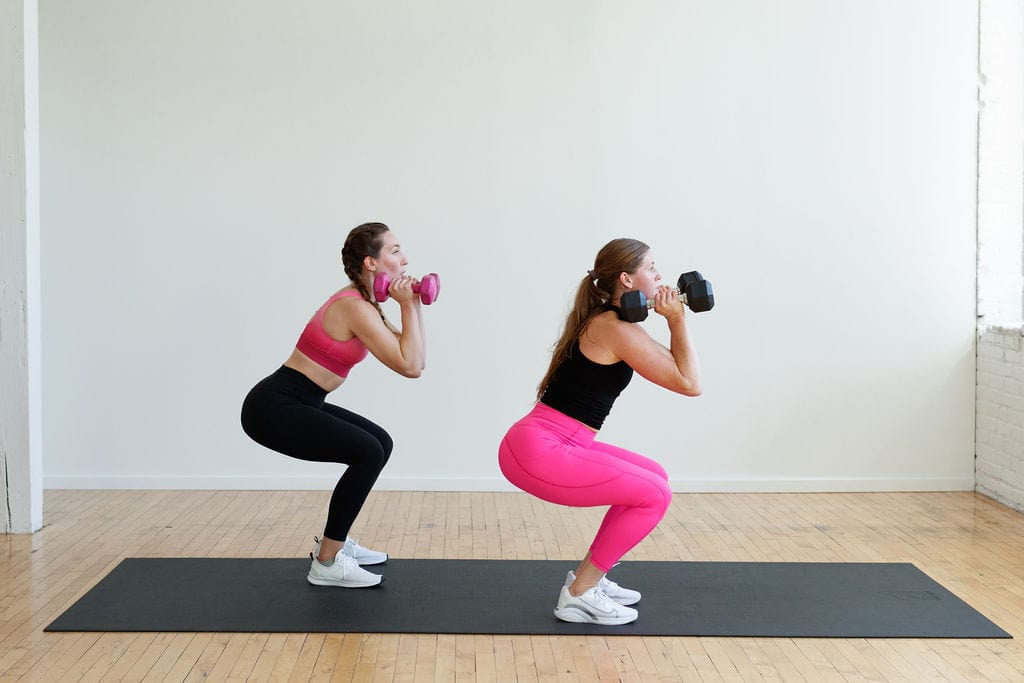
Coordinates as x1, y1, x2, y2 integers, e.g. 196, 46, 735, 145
647, 282, 712, 313
639, 288, 693, 309
373, 272, 441, 304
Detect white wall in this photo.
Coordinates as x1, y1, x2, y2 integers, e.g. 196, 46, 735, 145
40, 1, 978, 492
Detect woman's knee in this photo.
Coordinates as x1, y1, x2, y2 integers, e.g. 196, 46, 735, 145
656, 478, 672, 514
345, 420, 392, 467
358, 420, 393, 463
378, 431, 394, 461
639, 476, 673, 517
364, 441, 391, 472
650, 461, 669, 482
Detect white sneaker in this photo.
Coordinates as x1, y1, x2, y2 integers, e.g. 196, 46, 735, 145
342, 537, 388, 566
310, 536, 388, 566
565, 570, 641, 606
553, 585, 639, 625
307, 550, 383, 588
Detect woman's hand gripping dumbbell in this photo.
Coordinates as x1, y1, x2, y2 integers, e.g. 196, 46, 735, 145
373, 272, 441, 305
618, 271, 714, 323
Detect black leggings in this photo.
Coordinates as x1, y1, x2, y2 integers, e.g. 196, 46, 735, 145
241, 365, 393, 541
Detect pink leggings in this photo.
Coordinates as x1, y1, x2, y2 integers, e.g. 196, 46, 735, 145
498, 402, 672, 573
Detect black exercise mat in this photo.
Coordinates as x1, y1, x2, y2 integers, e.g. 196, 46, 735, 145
45, 559, 1010, 637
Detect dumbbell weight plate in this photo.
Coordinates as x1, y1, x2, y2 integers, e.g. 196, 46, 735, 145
417, 273, 440, 305
686, 280, 714, 312
618, 290, 650, 323
676, 271, 714, 312
373, 273, 392, 303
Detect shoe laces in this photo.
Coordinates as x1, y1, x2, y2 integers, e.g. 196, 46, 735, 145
582, 585, 618, 611
337, 552, 360, 572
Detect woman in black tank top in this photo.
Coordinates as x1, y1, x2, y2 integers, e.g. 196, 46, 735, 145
498, 237, 702, 625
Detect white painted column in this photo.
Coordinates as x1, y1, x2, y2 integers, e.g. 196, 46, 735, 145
975, 0, 1024, 511
0, 0, 42, 533
977, 0, 1024, 325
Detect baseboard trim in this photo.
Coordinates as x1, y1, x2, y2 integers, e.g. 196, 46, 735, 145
43, 475, 976, 493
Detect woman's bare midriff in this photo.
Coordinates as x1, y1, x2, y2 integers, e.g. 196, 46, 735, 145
283, 349, 345, 393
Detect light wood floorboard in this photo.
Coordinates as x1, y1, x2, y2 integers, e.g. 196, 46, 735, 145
1, 490, 1023, 680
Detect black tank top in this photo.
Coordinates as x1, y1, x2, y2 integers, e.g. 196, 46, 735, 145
540, 336, 634, 430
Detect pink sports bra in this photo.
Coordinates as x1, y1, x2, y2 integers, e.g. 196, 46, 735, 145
294, 290, 369, 378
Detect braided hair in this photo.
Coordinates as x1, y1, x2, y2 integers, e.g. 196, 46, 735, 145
536, 238, 649, 400
341, 222, 390, 319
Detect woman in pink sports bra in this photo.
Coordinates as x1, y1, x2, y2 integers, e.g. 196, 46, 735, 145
498, 238, 701, 625
241, 222, 427, 588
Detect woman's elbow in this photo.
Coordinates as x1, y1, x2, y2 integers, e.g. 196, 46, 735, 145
399, 362, 425, 379
675, 379, 701, 397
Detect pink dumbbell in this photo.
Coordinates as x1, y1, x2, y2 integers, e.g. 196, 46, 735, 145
373, 272, 441, 305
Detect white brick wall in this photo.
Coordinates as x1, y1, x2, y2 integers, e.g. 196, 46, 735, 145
977, 326, 1024, 511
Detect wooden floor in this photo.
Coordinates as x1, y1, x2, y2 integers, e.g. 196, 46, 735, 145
2, 490, 1024, 681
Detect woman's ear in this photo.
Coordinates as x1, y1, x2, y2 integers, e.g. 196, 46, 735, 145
363, 255, 377, 273
618, 271, 633, 290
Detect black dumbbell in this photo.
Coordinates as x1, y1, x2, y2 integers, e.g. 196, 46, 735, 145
618, 271, 714, 323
